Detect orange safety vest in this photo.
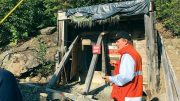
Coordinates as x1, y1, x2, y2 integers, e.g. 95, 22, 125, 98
111, 44, 143, 101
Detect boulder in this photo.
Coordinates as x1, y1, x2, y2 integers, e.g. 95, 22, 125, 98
0, 31, 58, 76
39, 27, 56, 35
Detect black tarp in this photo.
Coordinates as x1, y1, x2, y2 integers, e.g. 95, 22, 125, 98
66, 0, 150, 21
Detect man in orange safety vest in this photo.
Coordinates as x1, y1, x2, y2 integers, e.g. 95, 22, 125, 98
103, 32, 143, 101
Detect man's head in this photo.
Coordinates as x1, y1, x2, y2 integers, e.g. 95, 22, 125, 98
113, 31, 132, 50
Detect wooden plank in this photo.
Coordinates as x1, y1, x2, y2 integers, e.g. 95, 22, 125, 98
159, 34, 180, 100
57, 17, 68, 84
47, 36, 79, 88
83, 33, 103, 94
102, 40, 106, 74
144, 12, 159, 93
144, 14, 151, 88
150, 12, 159, 93
161, 39, 175, 101
57, 18, 68, 59
70, 43, 78, 79
40, 93, 48, 101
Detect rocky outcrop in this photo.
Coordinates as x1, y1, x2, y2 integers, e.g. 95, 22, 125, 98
39, 27, 56, 35
0, 30, 58, 77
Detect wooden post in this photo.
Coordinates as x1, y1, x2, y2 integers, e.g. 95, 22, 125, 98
40, 93, 48, 101
102, 39, 106, 74
56, 11, 69, 85
70, 43, 78, 80
159, 34, 180, 100
57, 11, 68, 60
144, 10, 159, 93
144, 14, 151, 89
83, 32, 104, 94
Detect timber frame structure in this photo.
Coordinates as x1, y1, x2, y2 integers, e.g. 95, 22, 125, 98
47, 0, 161, 98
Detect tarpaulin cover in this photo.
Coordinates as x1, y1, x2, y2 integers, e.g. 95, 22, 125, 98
66, 0, 150, 21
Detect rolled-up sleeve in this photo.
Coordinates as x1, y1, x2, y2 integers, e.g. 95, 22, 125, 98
109, 54, 135, 86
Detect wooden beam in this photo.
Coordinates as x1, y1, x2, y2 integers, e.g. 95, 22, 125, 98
150, 12, 159, 93
70, 43, 78, 80
144, 11, 159, 93
58, 20, 68, 58
57, 11, 68, 59
159, 34, 180, 100
102, 40, 106, 74
144, 14, 151, 89
47, 36, 79, 88
40, 93, 48, 101
83, 32, 104, 94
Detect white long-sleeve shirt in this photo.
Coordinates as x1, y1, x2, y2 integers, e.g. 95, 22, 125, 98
109, 53, 135, 86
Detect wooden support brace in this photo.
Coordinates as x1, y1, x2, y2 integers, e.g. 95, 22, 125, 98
83, 32, 104, 94
47, 36, 79, 88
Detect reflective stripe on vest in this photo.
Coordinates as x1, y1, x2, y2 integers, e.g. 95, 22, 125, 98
134, 71, 142, 76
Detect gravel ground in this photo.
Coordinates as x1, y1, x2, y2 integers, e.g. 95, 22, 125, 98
18, 71, 113, 101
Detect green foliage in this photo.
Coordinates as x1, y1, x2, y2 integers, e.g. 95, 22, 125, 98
37, 38, 47, 65
34, 61, 54, 77
0, 0, 130, 46
155, 0, 180, 36
36, 38, 54, 76
0, 0, 47, 46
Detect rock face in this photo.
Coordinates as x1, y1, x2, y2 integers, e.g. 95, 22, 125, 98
0, 30, 58, 76
39, 27, 56, 35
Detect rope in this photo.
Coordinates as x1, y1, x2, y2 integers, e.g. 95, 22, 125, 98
0, 0, 25, 25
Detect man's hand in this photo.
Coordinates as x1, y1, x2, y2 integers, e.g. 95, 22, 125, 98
110, 60, 117, 67
102, 76, 110, 83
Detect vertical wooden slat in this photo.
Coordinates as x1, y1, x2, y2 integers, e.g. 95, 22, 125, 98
150, 11, 159, 93
59, 20, 68, 58
144, 14, 151, 89
102, 39, 106, 74
57, 11, 68, 59
70, 43, 78, 79
144, 11, 159, 93
57, 11, 68, 85
158, 34, 180, 100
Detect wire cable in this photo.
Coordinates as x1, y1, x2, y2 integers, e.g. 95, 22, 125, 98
0, 0, 25, 25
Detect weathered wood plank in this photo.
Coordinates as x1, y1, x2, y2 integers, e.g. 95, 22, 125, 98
47, 36, 79, 88
102, 40, 106, 74
144, 14, 151, 88
144, 12, 159, 93
159, 34, 180, 100
70, 43, 78, 79
58, 20, 68, 58
83, 33, 103, 94
40, 93, 48, 101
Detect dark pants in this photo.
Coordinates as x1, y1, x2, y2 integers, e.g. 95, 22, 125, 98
0, 68, 23, 101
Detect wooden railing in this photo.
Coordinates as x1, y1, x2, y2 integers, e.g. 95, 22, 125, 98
158, 33, 180, 101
